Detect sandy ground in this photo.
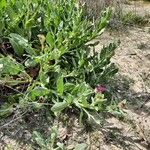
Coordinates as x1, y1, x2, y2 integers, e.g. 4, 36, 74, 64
94, 25, 150, 150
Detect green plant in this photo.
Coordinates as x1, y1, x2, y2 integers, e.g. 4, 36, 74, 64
32, 127, 64, 150
120, 11, 145, 25
0, 0, 118, 123
32, 127, 87, 150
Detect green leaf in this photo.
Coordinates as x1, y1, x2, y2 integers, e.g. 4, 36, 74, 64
57, 76, 64, 95
74, 143, 87, 150
9, 38, 24, 56
46, 32, 55, 47
50, 126, 58, 148
64, 83, 75, 92
0, 0, 6, 9
100, 43, 117, 62
24, 58, 37, 67
83, 109, 101, 125
79, 110, 84, 125
32, 131, 46, 148
0, 57, 24, 75
0, 103, 14, 117
0, 20, 4, 35
29, 86, 49, 101
101, 63, 118, 80
9, 33, 36, 56
51, 101, 68, 113
29, 102, 43, 109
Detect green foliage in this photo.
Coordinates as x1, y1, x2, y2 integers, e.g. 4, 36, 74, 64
32, 127, 63, 150
9, 33, 36, 56
0, 56, 31, 86
32, 127, 87, 150
121, 11, 145, 25
0, 0, 118, 123
0, 56, 23, 75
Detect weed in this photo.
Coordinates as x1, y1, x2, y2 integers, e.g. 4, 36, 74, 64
0, 0, 118, 125
32, 127, 87, 150
120, 11, 146, 25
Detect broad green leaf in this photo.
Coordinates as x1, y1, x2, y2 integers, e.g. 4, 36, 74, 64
57, 76, 64, 95
9, 33, 36, 56
46, 32, 55, 47
51, 101, 68, 113
0, 57, 24, 75
9, 38, 24, 56
59, 46, 66, 55
25, 18, 34, 29
29, 86, 49, 101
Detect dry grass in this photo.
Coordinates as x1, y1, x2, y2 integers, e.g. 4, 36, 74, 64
79, 0, 126, 18
79, 0, 150, 28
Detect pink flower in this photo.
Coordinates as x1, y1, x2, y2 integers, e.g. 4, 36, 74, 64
95, 85, 106, 93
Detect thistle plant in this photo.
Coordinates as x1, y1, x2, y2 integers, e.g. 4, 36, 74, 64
0, 0, 118, 123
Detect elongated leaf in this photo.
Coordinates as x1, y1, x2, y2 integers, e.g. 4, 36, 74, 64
9, 38, 24, 56
57, 76, 64, 95
51, 101, 68, 113
46, 32, 54, 47
0, 20, 4, 35
9, 33, 36, 56
29, 86, 49, 101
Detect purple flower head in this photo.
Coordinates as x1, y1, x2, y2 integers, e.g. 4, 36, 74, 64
95, 85, 107, 93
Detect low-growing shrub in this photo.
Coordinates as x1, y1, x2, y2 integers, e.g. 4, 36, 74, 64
0, 0, 118, 123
